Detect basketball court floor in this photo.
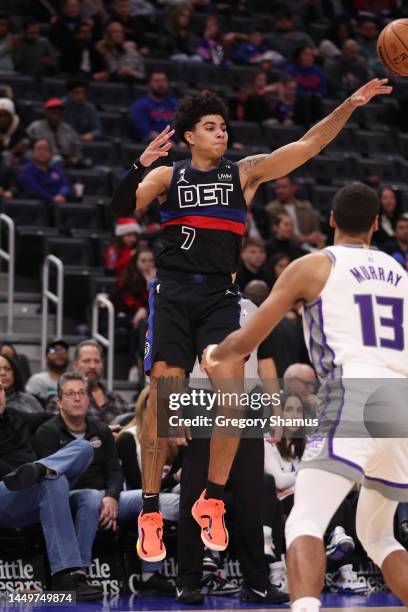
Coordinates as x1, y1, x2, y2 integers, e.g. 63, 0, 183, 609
1, 592, 403, 611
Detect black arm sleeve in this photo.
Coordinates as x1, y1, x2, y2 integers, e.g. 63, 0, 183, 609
111, 162, 146, 216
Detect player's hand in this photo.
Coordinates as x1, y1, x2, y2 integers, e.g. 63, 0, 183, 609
99, 496, 118, 531
200, 345, 219, 374
349, 78, 392, 108
169, 423, 192, 447
140, 125, 175, 168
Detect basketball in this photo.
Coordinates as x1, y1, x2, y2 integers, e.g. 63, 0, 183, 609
377, 18, 408, 76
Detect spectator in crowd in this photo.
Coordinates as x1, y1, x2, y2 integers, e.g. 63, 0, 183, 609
236, 237, 275, 289
383, 214, 408, 270
19, 138, 71, 203
103, 217, 141, 277
33, 371, 175, 596
266, 10, 314, 62
27, 98, 82, 168
111, 247, 155, 364
0, 343, 31, 385
129, 0, 156, 17
0, 353, 44, 413
63, 79, 102, 142
268, 252, 290, 286
357, 17, 385, 76
50, 0, 83, 51
286, 45, 328, 97
373, 185, 402, 246
196, 15, 225, 65
0, 154, 15, 199
96, 22, 145, 81
131, 72, 177, 141
319, 16, 356, 62
265, 175, 323, 247
325, 39, 372, 97
47, 340, 130, 426
266, 212, 308, 261
283, 363, 320, 416
60, 22, 108, 79
233, 29, 280, 65
164, 5, 201, 61
0, 98, 29, 159
80, 0, 109, 24
0, 15, 14, 72
24, 0, 58, 22
0, 382, 102, 600
12, 19, 57, 76
26, 340, 70, 405
108, 0, 148, 51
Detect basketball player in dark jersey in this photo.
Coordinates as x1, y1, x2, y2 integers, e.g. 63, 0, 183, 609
112, 80, 391, 562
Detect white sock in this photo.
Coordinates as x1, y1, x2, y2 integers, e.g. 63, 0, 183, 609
292, 596, 321, 612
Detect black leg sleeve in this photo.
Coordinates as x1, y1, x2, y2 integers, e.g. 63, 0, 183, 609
177, 438, 210, 588
229, 438, 269, 591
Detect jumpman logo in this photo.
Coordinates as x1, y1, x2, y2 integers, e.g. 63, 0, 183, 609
177, 168, 189, 184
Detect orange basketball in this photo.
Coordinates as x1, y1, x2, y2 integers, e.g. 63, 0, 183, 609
377, 19, 408, 76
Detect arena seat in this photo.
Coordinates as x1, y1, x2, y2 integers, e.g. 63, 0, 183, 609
308, 155, 354, 184
227, 65, 259, 91
323, 124, 355, 155
99, 111, 125, 139
82, 140, 120, 167
3, 199, 50, 228
356, 158, 401, 183
144, 58, 180, 81
358, 102, 392, 130
89, 82, 130, 110
15, 227, 59, 277
44, 236, 95, 267
0, 73, 38, 101
310, 184, 338, 213
229, 120, 266, 149
181, 62, 229, 89
53, 203, 103, 232
64, 168, 112, 196
354, 130, 397, 159
121, 143, 148, 166
264, 125, 303, 149
41, 77, 67, 99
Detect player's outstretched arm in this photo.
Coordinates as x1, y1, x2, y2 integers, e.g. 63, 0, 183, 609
111, 125, 174, 215
238, 78, 392, 188
201, 251, 332, 369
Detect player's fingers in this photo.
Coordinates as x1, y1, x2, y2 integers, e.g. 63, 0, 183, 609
156, 129, 175, 145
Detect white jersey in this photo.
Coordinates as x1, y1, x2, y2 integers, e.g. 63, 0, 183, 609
303, 245, 408, 379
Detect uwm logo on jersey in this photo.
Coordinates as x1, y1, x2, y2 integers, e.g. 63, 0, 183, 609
178, 183, 233, 208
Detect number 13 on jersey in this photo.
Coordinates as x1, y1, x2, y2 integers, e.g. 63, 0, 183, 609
354, 294, 404, 350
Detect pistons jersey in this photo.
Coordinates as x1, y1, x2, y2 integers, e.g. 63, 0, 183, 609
155, 158, 247, 274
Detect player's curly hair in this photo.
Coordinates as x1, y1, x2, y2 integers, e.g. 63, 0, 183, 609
174, 90, 229, 144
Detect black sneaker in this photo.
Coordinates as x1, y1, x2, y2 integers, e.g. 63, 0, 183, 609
200, 573, 240, 596
240, 583, 289, 604
202, 550, 219, 572
399, 520, 408, 547
52, 572, 104, 601
139, 571, 176, 596
3, 463, 47, 491
176, 586, 204, 605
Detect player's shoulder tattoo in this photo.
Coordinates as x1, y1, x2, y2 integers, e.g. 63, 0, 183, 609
238, 154, 269, 176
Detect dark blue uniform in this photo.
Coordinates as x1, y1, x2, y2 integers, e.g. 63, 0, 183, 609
144, 158, 247, 373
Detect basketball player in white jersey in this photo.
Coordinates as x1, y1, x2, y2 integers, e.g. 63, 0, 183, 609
201, 182, 408, 608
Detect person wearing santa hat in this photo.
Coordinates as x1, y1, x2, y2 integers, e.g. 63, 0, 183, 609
103, 217, 142, 278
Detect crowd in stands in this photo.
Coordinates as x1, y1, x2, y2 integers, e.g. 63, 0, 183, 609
0, 0, 408, 602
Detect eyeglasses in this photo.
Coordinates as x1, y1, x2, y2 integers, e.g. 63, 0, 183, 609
49, 347, 67, 354
62, 390, 87, 399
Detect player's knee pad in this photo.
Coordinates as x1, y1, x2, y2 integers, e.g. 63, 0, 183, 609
356, 513, 401, 568
285, 506, 325, 550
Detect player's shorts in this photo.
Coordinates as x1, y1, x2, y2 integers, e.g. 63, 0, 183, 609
300, 369, 408, 501
144, 269, 241, 375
